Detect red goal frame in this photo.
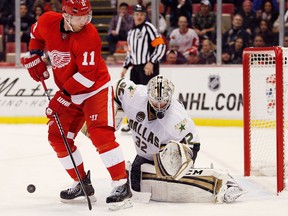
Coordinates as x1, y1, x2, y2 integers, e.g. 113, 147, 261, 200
243, 46, 285, 194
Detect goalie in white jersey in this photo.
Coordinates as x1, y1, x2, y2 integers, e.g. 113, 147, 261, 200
114, 75, 200, 185
112, 75, 245, 203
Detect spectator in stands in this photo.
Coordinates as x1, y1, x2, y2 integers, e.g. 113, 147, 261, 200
33, 0, 61, 13
273, 9, 288, 33
252, 34, 266, 47
255, 0, 279, 28
238, 0, 257, 36
222, 13, 251, 51
49, 0, 62, 13
169, 16, 199, 59
186, 47, 199, 64
229, 36, 245, 64
0, 0, 14, 27
146, 2, 167, 35
164, 50, 177, 64
164, 48, 187, 64
21, 0, 34, 15
255, 19, 275, 46
161, 0, 193, 37
192, 0, 216, 43
33, 4, 45, 21
284, 34, 288, 47
105, 55, 117, 65
33, 0, 48, 11
253, 0, 279, 13
198, 39, 216, 64
107, 2, 133, 54
221, 50, 232, 64
166, 40, 187, 64
7, 2, 36, 46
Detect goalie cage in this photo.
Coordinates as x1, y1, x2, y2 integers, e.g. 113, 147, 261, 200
243, 46, 288, 194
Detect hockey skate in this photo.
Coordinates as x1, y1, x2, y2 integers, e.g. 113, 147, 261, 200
106, 179, 133, 211
60, 170, 96, 203
223, 181, 246, 203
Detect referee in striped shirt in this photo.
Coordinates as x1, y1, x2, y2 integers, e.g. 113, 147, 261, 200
121, 4, 166, 85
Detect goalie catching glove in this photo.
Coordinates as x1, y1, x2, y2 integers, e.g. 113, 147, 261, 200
153, 140, 194, 180
46, 90, 72, 117
21, 55, 50, 82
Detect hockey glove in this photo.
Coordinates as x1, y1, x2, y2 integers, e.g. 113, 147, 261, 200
21, 55, 50, 82
46, 91, 71, 117
153, 141, 194, 180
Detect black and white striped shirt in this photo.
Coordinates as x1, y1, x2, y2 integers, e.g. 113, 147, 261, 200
123, 21, 166, 68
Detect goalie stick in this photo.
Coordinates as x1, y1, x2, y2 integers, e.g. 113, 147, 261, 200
40, 79, 92, 211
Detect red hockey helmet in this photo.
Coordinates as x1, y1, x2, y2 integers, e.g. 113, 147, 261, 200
62, 0, 91, 16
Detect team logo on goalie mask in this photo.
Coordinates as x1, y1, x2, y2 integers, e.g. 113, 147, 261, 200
208, 75, 220, 91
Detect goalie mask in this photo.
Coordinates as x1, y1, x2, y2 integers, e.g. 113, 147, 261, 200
62, 0, 92, 32
147, 75, 175, 119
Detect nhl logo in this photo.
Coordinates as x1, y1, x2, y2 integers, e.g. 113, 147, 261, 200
136, 111, 145, 122
208, 75, 220, 91
136, 32, 143, 39
62, 33, 67, 40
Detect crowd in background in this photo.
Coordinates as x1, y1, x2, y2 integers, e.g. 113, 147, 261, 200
1, 0, 288, 65
0, 0, 61, 45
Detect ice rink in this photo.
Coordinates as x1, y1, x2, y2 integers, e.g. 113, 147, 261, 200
0, 124, 287, 216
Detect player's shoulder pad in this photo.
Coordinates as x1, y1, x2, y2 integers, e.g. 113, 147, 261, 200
168, 101, 194, 131
72, 24, 99, 49
38, 11, 61, 24
114, 78, 137, 101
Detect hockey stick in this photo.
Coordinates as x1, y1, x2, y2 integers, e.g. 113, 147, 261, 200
40, 79, 92, 211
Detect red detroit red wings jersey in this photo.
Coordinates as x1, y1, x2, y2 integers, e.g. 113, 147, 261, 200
30, 12, 110, 103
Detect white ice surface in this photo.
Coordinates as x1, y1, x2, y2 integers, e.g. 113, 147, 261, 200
0, 124, 287, 216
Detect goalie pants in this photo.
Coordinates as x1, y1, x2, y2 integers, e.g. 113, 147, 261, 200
131, 155, 154, 191
47, 87, 127, 181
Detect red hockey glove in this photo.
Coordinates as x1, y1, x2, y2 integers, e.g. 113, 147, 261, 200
21, 55, 50, 82
46, 91, 71, 117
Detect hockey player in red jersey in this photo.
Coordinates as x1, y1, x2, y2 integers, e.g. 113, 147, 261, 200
21, 0, 132, 210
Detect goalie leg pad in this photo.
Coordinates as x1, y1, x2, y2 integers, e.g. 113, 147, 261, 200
141, 164, 215, 203
153, 140, 194, 180
140, 164, 236, 203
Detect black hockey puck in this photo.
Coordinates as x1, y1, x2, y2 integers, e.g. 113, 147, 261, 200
27, 184, 36, 193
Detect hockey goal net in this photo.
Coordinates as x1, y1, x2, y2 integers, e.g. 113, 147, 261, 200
243, 46, 288, 193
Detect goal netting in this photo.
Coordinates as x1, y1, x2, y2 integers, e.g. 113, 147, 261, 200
243, 47, 288, 193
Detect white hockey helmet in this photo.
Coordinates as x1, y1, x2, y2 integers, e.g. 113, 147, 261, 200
147, 75, 175, 119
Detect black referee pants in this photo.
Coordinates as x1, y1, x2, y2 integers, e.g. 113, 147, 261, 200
130, 62, 159, 85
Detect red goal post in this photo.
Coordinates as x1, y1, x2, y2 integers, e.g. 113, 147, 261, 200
243, 46, 287, 194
